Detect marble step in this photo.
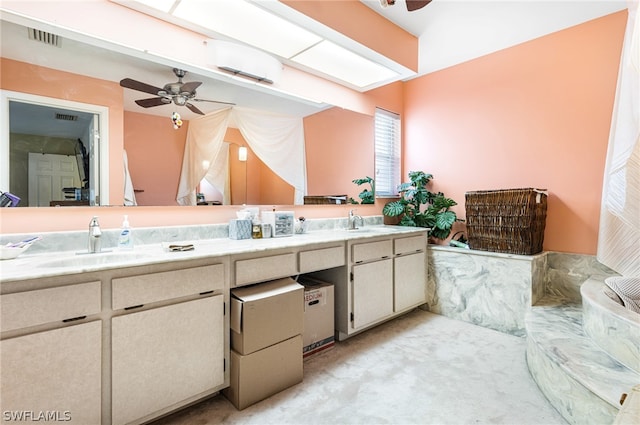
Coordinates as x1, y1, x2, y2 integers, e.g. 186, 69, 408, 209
525, 295, 639, 425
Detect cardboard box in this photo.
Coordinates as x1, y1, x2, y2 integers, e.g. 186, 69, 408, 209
230, 278, 304, 355
223, 335, 303, 410
300, 277, 335, 358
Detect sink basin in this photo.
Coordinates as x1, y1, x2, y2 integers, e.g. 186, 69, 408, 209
339, 227, 390, 234
37, 251, 151, 269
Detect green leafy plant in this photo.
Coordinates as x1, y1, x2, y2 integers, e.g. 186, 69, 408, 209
382, 171, 460, 240
349, 176, 375, 204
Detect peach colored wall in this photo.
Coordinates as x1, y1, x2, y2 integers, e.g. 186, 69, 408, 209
124, 111, 188, 206
304, 107, 374, 202
1, 58, 124, 205
403, 11, 627, 255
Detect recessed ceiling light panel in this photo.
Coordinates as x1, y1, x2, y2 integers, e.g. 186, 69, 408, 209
291, 40, 398, 88
173, 0, 322, 59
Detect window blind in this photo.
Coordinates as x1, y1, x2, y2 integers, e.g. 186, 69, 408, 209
374, 108, 401, 197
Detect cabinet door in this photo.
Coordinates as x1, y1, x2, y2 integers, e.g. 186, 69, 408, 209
111, 295, 224, 425
352, 259, 393, 330
1, 321, 102, 425
394, 252, 427, 312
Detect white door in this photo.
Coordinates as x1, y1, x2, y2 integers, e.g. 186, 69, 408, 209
88, 114, 100, 205
28, 153, 80, 206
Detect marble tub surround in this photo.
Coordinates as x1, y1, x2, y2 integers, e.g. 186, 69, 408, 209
581, 279, 640, 373
545, 252, 618, 301
525, 293, 639, 425
426, 245, 547, 336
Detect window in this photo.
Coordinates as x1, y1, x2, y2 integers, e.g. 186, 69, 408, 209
374, 108, 401, 197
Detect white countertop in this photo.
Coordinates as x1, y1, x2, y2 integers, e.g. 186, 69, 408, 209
1, 225, 427, 283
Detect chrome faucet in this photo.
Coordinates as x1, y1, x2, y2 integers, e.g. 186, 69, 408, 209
348, 209, 363, 230
88, 216, 102, 253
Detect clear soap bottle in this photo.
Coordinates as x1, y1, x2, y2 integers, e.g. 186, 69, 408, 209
118, 214, 133, 250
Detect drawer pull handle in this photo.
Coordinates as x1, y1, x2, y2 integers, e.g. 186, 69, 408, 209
199, 290, 214, 296
124, 304, 144, 311
62, 315, 86, 323
382, 256, 389, 259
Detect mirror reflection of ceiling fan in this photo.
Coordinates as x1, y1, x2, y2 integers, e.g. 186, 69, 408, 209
119, 68, 235, 115
380, 0, 432, 12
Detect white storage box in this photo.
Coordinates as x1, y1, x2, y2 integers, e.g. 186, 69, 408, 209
299, 276, 335, 358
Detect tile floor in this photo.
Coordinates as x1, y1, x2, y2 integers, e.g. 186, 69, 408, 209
151, 309, 567, 425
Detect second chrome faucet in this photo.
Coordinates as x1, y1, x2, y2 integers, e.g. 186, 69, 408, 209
88, 216, 102, 253
348, 209, 363, 230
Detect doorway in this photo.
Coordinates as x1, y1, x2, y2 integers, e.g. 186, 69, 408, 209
1, 90, 109, 207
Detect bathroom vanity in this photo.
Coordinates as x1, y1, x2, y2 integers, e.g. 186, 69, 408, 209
0, 224, 427, 424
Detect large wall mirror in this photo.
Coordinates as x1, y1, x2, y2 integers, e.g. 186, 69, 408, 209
1, 19, 374, 208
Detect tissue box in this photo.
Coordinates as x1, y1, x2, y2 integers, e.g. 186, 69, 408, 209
229, 219, 252, 240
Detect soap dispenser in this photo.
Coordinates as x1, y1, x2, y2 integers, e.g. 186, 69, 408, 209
118, 215, 133, 250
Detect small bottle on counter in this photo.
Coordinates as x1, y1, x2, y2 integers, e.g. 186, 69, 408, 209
251, 218, 263, 239
118, 215, 133, 250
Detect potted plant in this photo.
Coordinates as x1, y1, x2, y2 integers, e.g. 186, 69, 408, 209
382, 171, 460, 241
349, 176, 375, 204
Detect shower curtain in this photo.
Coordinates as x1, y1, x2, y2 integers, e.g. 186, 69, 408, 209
597, 0, 640, 277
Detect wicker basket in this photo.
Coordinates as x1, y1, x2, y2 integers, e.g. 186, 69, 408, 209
303, 195, 348, 205
465, 188, 548, 255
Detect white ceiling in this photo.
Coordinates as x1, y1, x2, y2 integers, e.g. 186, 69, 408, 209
361, 0, 627, 76
2, 0, 628, 138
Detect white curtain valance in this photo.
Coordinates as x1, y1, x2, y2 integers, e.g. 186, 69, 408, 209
176, 108, 231, 206
231, 107, 307, 205
176, 107, 306, 206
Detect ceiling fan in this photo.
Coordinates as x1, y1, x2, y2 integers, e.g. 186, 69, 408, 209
119, 68, 234, 115
380, 0, 432, 12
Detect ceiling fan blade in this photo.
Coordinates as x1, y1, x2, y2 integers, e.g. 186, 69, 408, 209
185, 102, 205, 115
406, 0, 431, 12
192, 98, 236, 106
120, 78, 164, 95
135, 97, 169, 108
180, 81, 202, 93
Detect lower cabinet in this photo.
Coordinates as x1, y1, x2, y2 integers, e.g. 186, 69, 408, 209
352, 259, 393, 329
394, 251, 427, 312
0, 321, 102, 424
111, 295, 224, 425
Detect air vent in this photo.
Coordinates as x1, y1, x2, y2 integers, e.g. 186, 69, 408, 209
55, 113, 78, 121
28, 28, 61, 47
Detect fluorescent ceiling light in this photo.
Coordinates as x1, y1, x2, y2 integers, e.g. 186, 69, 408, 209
291, 40, 398, 88
118, 0, 401, 89
173, 0, 322, 59
129, 0, 175, 13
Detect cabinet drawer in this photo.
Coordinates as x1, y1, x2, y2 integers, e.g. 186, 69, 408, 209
394, 235, 426, 255
235, 253, 297, 286
1, 281, 101, 332
112, 264, 224, 310
299, 245, 345, 273
351, 240, 392, 263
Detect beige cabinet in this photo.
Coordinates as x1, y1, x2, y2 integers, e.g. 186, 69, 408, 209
111, 295, 224, 425
314, 231, 427, 341
1, 321, 102, 425
394, 251, 427, 312
352, 259, 393, 329
0, 280, 103, 424
393, 235, 427, 312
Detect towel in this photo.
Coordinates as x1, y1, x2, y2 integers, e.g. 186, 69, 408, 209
605, 277, 640, 314
123, 150, 137, 206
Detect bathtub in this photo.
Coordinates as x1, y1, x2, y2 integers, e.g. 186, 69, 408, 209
581, 278, 640, 373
